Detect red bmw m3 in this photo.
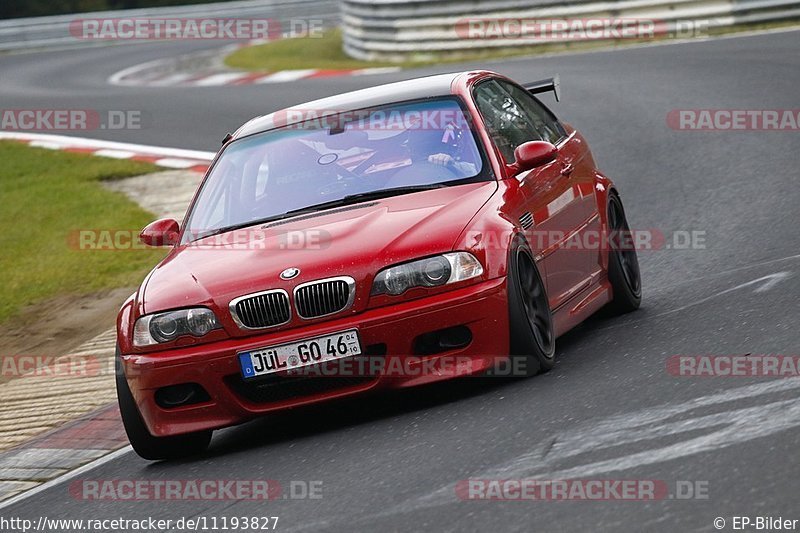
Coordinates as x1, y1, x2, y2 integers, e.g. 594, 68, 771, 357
116, 70, 641, 460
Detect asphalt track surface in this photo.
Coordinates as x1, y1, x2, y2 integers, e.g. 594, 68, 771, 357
1, 27, 799, 532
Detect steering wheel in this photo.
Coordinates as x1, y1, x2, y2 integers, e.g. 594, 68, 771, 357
347, 130, 412, 176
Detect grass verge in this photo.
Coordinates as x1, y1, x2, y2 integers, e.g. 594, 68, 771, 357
0, 141, 165, 324
224, 29, 407, 71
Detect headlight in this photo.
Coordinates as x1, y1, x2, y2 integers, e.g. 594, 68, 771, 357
133, 308, 220, 346
371, 252, 484, 296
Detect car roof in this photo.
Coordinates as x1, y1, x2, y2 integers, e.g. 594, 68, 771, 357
234, 72, 471, 138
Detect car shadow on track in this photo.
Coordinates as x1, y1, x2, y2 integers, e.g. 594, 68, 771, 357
144, 312, 618, 466
204, 377, 514, 459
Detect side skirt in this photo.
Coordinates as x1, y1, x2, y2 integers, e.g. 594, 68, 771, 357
552, 275, 612, 338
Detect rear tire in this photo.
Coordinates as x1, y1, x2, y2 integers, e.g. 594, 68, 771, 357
605, 192, 642, 314
507, 235, 555, 376
116, 349, 211, 461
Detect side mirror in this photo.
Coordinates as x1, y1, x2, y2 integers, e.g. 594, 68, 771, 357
510, 141, 558, 174
139, 218, 180, 247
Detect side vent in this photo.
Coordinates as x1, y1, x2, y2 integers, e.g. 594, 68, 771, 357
519, 212, 534, 230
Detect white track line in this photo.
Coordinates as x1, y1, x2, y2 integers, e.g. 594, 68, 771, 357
154, 157, 207, 168
93, 149, 138, 159
352, 67, 402, 76
0, 446, 133, 511
255, 69, 319, 83
191, 72, 253, 86
0, 132, 216, 161
108, 57, 173, 86
149, 72, 199, 86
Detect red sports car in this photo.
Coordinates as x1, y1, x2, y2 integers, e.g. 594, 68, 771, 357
116, 70, 641, 460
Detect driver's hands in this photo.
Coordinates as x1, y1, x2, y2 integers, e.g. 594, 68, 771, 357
427, 153, 455, 167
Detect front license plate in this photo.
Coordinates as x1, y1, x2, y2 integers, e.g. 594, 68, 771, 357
238, 329, 361, 379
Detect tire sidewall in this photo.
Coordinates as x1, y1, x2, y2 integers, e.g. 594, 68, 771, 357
507, 235, 555, 375
606, 193, 642, 312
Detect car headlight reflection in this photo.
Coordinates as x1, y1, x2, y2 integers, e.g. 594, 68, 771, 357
371, 252, 484, 296
133, 308, 220, 346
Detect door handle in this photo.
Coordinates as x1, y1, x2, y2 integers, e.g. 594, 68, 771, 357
560, 162, 575, 176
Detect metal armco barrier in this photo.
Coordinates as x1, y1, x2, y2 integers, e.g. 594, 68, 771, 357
341, 0, 800, 61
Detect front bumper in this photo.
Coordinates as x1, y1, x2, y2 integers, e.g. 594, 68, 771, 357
120, 277, 508, 437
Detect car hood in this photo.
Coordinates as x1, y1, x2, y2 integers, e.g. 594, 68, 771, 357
140, 181, 497, 325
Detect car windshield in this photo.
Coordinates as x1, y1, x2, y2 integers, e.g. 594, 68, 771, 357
183, 98, 489, 242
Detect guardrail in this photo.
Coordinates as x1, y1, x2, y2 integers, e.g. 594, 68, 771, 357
341, 0, 800, 61
0, 0, 339, 52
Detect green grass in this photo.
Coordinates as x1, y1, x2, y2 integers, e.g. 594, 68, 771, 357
226, 21, 800, 72
0, 141, 165, 324
224, 29, 409, 71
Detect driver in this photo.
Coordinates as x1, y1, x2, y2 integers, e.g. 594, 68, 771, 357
410, 122, 477, 176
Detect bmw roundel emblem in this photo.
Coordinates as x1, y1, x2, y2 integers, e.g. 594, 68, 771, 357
280, 267, 300, 280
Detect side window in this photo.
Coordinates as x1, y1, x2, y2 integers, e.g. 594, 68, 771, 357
473, 79, 540, 163
497, 80, 564, 145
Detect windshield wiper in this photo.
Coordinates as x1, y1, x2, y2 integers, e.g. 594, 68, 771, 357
197, 184, 447, 240
341, 183, 446, 203
263, 184, 446, 222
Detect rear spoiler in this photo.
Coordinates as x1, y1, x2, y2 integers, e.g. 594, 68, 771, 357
523, 74, 561, 102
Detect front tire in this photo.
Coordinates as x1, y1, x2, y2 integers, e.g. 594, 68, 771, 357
116, 349, 211, 461
507, 235, 555, 376
605, 192, 642, 314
